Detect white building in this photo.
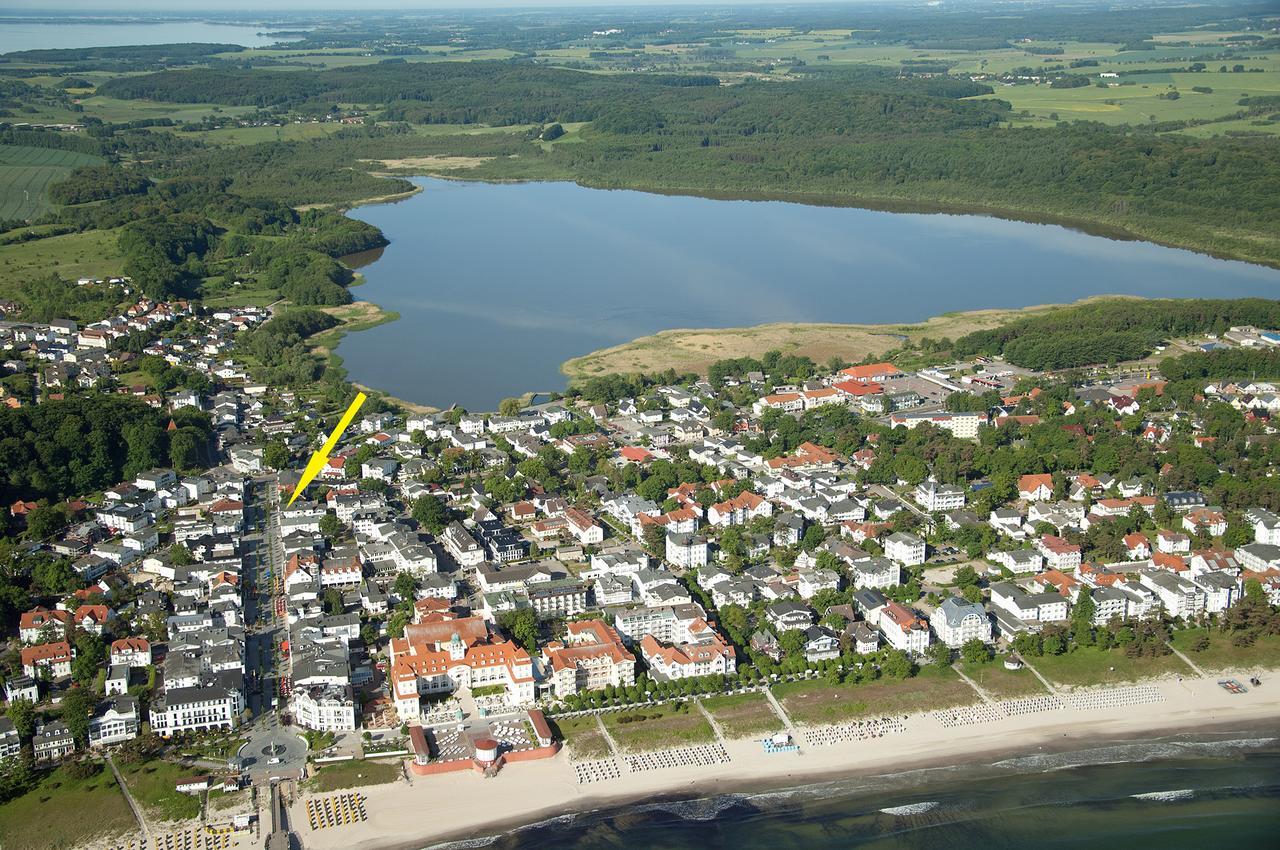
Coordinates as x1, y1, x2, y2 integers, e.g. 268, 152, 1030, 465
149, 683, 243, 737
914, 481, 965, 512
930, 597, 992, 648
666, 532, 709, 569
884, 532, 926, 566
1138, 569, 1206, 619
879, 601, 931, 654
89, 696, 140, 747
292, 685, 358, 732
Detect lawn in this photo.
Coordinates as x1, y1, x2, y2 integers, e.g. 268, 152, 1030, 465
700, 692, 784, 740
1027, 646, 1195, 687
308, 758, 401, 792
551, 714, 613, 761
0, 144, 102, 219
957, 660, 1049, 699
117, 759, 203, 822
602, 703, 715, 752
0, 763, 137, 850
1169, 629, 1280, 674
774, 667, 980, 726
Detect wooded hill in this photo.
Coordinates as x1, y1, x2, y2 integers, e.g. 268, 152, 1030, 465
95, 61, 1280, 267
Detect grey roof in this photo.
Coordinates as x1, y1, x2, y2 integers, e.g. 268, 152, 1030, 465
937, 596, 987, 627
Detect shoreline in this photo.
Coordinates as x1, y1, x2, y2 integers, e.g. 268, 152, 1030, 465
559, 295, 1140, 382
295, 673, 1280, 850
376, 170, 1280, 271
319, 170, 1272, 407
405, 716, 1279, 850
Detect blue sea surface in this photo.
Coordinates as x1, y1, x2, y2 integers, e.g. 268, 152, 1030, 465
337, 178, 1280, 410
426, 733, 1280, 849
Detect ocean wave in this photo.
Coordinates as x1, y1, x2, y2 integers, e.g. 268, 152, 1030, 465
421, 811, 585, 850
1130, 789, 1196, 802
632, 794, 749, 821
991, 736, 1276, 773
879, 802, 942, 816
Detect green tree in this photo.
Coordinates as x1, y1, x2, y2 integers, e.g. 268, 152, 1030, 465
393, 572, 418, 601
960, 638, 990, 665
322, 588, 344, 616
498, 608, 539, 653
498, 398, 523, 416
1071, 587, 1097, 635
778, 629, 807, 657
59, 686, 97, 746
879, 649, 914, 679
411, 495, 449, 534
25, 503, 70, 541
4, 698, 35, 740
319, 512, 343, 540
31, 556, 79, 596
263, 441, 290, 470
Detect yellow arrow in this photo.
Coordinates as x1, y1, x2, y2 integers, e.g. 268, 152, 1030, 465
287, 392, 367, 507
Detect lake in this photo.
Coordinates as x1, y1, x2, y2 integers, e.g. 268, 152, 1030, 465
0, 20, 292, 54
338, 177, 1280, 411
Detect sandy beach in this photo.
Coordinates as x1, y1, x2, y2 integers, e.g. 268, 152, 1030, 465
293, 673, 1280, 850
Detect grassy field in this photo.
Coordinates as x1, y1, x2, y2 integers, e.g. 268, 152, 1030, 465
601, 703, 716, 752
700, 692, 784, 740
117, 759, 202, 823
550, 714, 613, 761
308, 758, 401, 792
957, 659, 1049, 699
1169, 629, 1280, 674
576, 26, 1279, 137
1028, 646, 1195, 687
561, 301, 1071, 380
774, 667, 980, 727
0, 227, 124, 295
0, 763, 137, 850
206, 788, 253, 813
0, 144, 102, 220
76, 96, 256, 124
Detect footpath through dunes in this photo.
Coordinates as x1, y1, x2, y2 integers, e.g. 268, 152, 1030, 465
293, 672, 1280, 850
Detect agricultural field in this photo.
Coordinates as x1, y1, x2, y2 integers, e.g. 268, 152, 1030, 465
0, 227, 123, 297
76, 95, 257, 124
0, 144, 101, 219
564, 25, 1280, 136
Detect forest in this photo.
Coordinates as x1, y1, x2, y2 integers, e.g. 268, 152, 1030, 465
1160, 348, 1280, 382
951, 299, 1280, 370
0, 396, 213, 504
89, 59, 1280, 267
